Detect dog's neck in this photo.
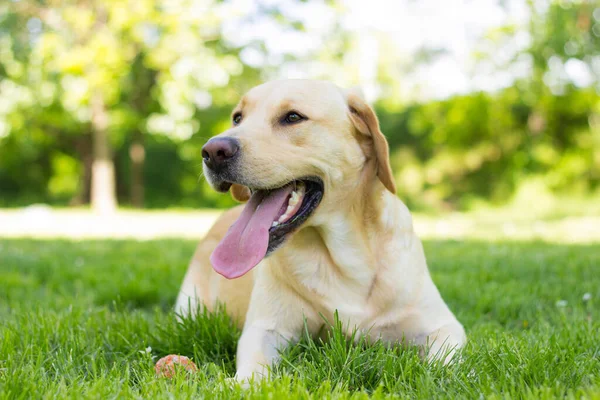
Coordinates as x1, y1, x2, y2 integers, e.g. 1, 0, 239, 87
312, 181, 411, 280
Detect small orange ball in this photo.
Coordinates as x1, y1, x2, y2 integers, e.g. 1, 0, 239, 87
154, 354, 198, 378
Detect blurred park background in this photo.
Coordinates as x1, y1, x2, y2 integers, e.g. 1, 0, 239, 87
1, 0, 599, 240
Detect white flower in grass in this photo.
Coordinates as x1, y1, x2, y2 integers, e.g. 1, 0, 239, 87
140, 346, 152, 354
555, 300, 568, 308
582, 293, 592, 302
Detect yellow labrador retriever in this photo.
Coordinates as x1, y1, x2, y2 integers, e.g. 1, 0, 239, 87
175, 79, 466, 381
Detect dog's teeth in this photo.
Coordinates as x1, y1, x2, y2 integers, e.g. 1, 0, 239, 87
271, 221, 279, 227
279, 182, 307, 224
289, 186, 304, 206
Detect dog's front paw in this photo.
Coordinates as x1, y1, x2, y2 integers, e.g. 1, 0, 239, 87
224, 376, 252, 390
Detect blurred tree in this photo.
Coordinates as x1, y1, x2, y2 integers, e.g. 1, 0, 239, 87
0, 0, 258, 211
0, 0, 338, 210
2, 0, 143, 212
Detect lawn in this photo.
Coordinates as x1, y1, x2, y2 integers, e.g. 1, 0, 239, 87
0, 238, 599, 399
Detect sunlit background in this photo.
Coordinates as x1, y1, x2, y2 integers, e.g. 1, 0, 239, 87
1, 0, 599, 241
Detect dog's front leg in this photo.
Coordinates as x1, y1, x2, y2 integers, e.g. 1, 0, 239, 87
235, 323, 295, 381
234, 271, 317, 383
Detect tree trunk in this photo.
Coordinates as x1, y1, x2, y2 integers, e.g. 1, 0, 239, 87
70, 134, 93, 206
129, 130, 145, 208
90, 93, 117, 214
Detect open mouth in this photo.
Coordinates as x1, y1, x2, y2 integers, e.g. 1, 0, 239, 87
265, 178, 324, 253
210, 178, 324, 279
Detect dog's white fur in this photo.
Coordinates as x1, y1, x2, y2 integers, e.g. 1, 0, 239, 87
175, 80, 466, 381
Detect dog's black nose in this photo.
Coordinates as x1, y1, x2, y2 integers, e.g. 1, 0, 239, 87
202, 137, 240, 170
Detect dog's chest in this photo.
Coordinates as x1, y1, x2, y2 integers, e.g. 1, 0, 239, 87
274, 237, 399, 330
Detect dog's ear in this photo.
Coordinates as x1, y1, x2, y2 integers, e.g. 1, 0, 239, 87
346, 92, 397, 194
230, 184, 251, 202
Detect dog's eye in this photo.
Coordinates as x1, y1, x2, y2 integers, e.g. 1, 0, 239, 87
232, 112, 242, 125
282, 112, 305, 125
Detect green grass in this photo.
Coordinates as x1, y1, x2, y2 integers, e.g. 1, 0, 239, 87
0, 238, 599, 399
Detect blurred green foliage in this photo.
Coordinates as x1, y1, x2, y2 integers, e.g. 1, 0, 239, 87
0, 0, 599, 210
381, 85, 599, 210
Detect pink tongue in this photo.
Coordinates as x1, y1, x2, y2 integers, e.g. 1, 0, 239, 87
210, 185, 294, 279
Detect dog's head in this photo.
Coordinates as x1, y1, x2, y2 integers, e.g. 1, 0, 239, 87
203, 79, 396, 279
